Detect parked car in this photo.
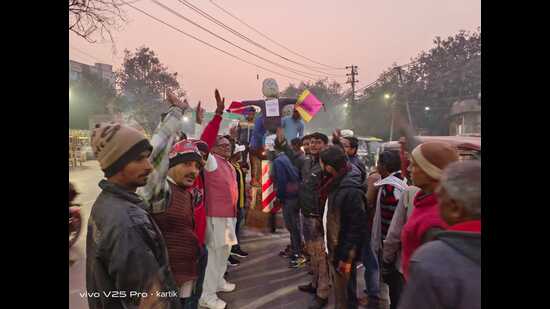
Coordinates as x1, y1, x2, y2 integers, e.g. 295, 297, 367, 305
376, 135, 481, 167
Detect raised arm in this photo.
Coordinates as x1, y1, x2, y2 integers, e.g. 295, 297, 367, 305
200, 89, 225, 149
138, 93, 189, 213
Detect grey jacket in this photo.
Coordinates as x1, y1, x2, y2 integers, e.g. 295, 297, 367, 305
398, 230, 481, 309
382, 186, 420, 273
86, 180, 182, 309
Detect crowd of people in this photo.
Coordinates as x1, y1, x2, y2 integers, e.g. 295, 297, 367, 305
82, 89, 481, 309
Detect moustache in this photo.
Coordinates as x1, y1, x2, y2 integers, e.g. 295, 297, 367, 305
184, 173, 197, 179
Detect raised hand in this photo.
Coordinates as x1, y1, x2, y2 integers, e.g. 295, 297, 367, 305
167, 91, 189, 111
195, 101, 204, 124
215, 89, 225, 115
276, 127, 286, 144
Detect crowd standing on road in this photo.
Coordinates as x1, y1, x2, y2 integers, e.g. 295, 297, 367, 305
78, 88, 481, 309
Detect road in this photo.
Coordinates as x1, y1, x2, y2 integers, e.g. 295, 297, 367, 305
69, 161, 376, 309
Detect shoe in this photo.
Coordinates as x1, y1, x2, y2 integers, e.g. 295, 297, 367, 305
298, 283, 316, 294
231, 246, 249, 258
279, 245, 291, 258
199, 298, 227, 309
227, 255, 241, 266
217, 282, 236, 293
289, 256, 306, 268
364, 296, 381, 309
307, 296, 328, 309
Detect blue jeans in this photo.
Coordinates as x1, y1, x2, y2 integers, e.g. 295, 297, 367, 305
182, 245, 208, 309
282, 198, 301, 256
362, 236, 380, 298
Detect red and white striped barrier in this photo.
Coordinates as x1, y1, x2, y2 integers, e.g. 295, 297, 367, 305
261, 160, 276, 213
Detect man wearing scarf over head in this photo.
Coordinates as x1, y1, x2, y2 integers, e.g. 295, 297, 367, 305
398, 160, 481, 309
319, 146, 367, 309
400, 142, 459, 279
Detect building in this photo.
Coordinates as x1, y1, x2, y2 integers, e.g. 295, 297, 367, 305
69, 59, 115, 85
448, 99, 481, 136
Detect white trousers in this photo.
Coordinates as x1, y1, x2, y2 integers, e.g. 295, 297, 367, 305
200, 244, 231, 302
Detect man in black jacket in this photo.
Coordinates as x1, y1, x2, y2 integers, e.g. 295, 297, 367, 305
296, 132, 331, 309
86, 98, 189, 309
320, 146, 367, 309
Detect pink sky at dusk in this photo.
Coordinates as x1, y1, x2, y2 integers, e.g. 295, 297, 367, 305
69, 0, 480, 111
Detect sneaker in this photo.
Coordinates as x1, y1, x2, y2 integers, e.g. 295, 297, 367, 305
227, 255, 241, 266
199, 298, 227, 309
307, 296, 328, 309
298, 283, 316, 294
289, 256, 306, 268
365, 296, 381, 309
231, 246, 249, 258
217, 282, 236, 293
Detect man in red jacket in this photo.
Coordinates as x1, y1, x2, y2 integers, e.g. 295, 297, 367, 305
400, 142, 459, 279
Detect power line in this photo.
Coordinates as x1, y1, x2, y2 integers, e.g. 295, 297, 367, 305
175, 0, 344, 78
208, 0, 346, 71
122, 1, 306, 82
150, 0, 322, 81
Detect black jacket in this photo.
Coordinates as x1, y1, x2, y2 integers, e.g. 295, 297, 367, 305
325, 164, 367, 264
298, 155, 324, 217
86, 180, 182, 309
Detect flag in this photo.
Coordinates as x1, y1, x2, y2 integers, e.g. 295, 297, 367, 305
295, 89, 324, 122
226, 101, 261, 115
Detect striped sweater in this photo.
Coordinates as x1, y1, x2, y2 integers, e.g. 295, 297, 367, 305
380, 172, 404, 239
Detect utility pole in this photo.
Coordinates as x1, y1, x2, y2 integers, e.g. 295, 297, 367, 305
346, 65, 358, 104
396, 67, 414, 129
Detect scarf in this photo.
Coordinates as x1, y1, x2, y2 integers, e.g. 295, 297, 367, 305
401, 191, 448, 279
448, 220, 481, 233
319, 162, 352, 206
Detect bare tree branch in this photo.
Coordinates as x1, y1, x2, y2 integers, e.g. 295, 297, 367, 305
69, 0, 127, 44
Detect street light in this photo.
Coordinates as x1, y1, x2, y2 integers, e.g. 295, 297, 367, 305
425, 106, 431, 111
183, 116, 189, 122
384, 93, 391, 100
344, 103, 349, 108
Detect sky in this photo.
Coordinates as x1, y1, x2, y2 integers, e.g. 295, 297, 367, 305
69, 0, 480, 111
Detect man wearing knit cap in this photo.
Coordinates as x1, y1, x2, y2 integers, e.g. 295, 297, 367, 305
86, 92, 189, 309
398, 160, 481, 309
137, 90, 225, 309
400, 142, 459, 279
148, 140, 205, 308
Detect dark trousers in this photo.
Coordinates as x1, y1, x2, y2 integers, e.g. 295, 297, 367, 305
329, 259, 358, 309
384, 269, 405, 309
362, 236, 381, 298
182, 245, 208, 309
282, 198, 301, 256
235, 206, 244, 243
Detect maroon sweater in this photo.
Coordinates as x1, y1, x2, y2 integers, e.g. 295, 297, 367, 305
151, 182, 199, 286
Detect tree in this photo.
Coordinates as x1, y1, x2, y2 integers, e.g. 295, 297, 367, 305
69, 67, 119, 129
116, 46, 186, 135
359, 28, 481, 136
69, 0, 128, 43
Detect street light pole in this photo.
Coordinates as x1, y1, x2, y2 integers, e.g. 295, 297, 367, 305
389, 102, 394, 141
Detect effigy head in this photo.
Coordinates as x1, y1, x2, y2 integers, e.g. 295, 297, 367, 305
262, 78, 279, 98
